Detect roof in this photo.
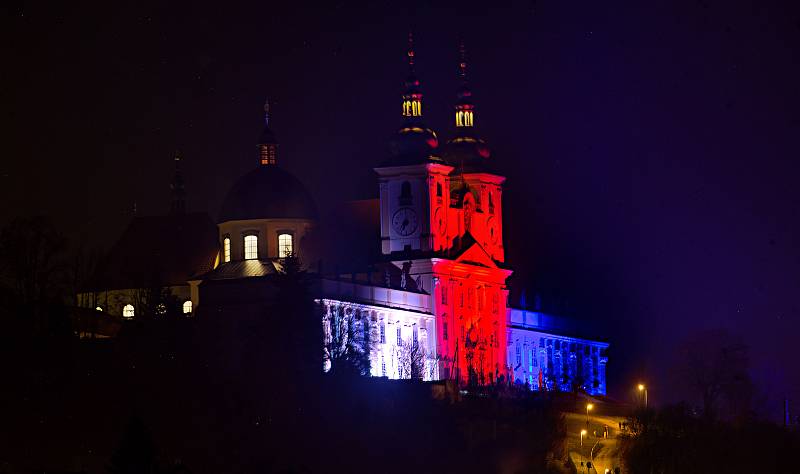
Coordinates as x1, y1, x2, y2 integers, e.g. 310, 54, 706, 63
91, 212, 218, 290
194, 259, 280, 281
218, 165, 318, 223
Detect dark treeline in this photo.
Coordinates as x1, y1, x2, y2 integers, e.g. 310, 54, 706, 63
618, 329, 800, 473
0, 217, 568, 473
620, 404, 800, 473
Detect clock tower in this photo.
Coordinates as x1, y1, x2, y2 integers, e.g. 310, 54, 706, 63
375, 38, 513, 385
377, 33, 453, 255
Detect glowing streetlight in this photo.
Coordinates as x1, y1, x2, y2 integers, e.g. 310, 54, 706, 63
586, 403, 593, 426
580, 429, 587, 447
638, 383, 648, 407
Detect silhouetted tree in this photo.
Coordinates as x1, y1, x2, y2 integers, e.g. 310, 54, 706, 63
0, 216, 69, 335
674, 329, 752, 421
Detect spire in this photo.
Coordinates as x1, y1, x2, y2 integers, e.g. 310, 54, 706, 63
170, 151, 186, 214
455, 39, 474, 129
402, 31, 423, 120
407, 31, 415, 74
258, 98, 277, 166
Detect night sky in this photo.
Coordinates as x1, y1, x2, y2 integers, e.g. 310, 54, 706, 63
4, 1, 799, 413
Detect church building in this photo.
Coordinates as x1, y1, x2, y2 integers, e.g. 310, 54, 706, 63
79, 37, 608, 395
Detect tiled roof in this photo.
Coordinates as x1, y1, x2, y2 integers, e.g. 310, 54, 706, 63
90, 212, 218, 290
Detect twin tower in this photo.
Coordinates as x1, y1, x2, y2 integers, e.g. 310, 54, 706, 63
376, 34, 511, 384
388, 34, 490, 168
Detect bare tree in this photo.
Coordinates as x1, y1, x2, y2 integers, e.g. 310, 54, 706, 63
674, 329, 752, 421
0, 216, 69, 334
396, 339, 426, 380
324, 305, 374, 377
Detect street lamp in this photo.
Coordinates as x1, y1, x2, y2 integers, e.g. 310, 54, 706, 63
586, 403, 594, 426
638, 383, 648, 407
580, 429, 587, 447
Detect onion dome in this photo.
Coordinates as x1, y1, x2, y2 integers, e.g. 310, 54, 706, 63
442, 41, 492, 170
386, 33, 441, 165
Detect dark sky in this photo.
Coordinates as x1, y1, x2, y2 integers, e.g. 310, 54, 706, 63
3, 1, 799, 414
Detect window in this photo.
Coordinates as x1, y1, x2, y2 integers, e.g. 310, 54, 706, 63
259, 144, 276, 165
396, 326, 402, 346
278, 233, 293, 258
380, 321, 386, 344
223, 236, 231, 263
492, 294, 499, 313
183, 300, 192, 314
412, 325, 418, 347
488, 192, 495, 215
399, 181, 412, 205
382, 358, 386, 376
95, 306, 103, 312
516, 342, 522, 365
436, 182, 443, 197
244, 235, 258, 260
123, 304, 135, 318
441, 286, 448, 305
459, 288, 464, 307
443, 322, 448, 340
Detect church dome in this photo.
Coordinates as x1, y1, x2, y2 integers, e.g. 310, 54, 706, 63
218, 165, 317, 223
387, 125, 440, 164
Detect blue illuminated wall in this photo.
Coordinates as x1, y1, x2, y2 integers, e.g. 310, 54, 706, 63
507, 309, 608, 395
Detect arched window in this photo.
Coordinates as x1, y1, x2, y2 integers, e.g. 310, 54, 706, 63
244, 235, 258, 260
436, 182, 443, 197
123, 304, 135, 318
488, 192, 495, 214
182, 300, 192, 314
399, 181, 412, 205
278, 233, 293, 258
223, 236, 231, 263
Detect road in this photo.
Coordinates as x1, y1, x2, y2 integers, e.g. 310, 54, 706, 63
564, 411, 626, 474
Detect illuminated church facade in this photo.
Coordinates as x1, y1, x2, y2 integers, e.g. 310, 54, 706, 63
79, 38, 608, 395
315, 38, 608, 393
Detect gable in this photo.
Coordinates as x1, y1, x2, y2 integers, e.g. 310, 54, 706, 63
454, 240, 499, 269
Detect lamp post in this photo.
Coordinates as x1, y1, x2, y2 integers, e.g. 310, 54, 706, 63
580, 429, 587, 447
638, 383, 648, 407
586, 403, 593, 427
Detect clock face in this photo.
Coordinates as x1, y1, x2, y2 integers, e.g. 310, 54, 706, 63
392, 207, 418, 236
434, 207, 446, 235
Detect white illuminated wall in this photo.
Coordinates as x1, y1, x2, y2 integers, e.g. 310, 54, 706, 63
318, 291, 438, 381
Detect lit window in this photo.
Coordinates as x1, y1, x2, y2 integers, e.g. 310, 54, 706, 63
396, 326, 402, 346
278, 233, 293, 258
244, 235, 258, 260
223, 236, 231, 263
123, 304, 134, 318
183, 300, 192, 314
95, 306, 103, 312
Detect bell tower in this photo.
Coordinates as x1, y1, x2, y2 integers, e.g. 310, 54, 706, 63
377, 33, 452, 255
